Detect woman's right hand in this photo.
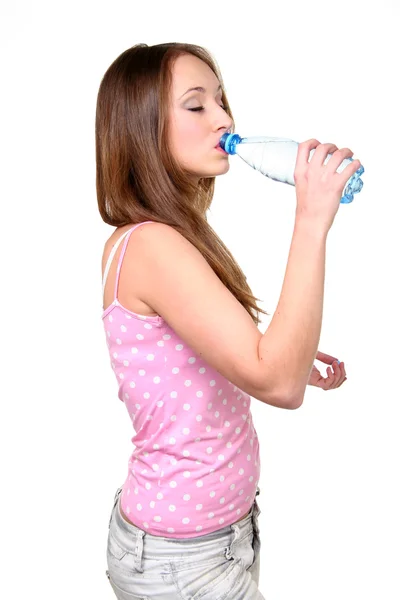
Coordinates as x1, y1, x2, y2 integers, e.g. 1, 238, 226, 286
294, 139, 361, 232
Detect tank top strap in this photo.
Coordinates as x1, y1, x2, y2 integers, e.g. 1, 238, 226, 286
102, 221, 156, 301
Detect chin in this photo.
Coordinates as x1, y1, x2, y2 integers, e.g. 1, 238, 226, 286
200, 162, 231, 179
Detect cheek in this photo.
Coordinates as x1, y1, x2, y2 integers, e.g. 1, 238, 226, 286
175, 117, 204, 145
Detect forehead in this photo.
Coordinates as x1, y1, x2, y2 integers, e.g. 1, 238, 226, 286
170, 53, 220, 97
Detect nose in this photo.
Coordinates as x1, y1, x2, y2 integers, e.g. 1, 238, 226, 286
212, 104, 233, 133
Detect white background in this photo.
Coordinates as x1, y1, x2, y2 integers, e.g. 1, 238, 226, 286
1, 1, 399, 598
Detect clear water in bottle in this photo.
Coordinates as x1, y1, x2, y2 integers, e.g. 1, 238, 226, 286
219, 133, 364, 204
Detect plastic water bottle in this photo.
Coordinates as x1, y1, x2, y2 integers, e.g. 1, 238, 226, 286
219, 133, 364, 204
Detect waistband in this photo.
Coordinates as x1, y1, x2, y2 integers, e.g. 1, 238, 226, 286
109, 486, 261, 563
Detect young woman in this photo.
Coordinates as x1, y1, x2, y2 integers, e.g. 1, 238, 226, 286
96, 42, 354, 599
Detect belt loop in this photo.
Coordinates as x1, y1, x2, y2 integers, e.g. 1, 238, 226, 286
225, 524, 240, 560
133, 530, 145, 573
109, 487, 123, 528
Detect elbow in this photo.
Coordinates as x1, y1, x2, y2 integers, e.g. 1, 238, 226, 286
282, 389, 304, 410
287, 391, 305, 409
286, 396, 304, 410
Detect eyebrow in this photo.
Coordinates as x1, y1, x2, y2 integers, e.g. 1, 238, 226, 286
179, 84, 222, 99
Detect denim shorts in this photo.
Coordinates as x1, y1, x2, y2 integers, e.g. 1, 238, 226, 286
105, 485, 265, 599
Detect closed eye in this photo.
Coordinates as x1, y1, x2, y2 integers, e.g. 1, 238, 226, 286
188, 105, 228, 112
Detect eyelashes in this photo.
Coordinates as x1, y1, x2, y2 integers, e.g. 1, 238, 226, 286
188, 105, 228, 112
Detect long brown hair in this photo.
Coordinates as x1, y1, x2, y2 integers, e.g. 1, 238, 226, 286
95, 42, 269, 325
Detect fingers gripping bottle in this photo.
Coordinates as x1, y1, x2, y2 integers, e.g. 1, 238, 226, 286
219, 133, 365, 204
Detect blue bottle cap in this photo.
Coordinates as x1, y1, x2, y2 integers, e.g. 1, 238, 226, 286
219, 133, 243, 154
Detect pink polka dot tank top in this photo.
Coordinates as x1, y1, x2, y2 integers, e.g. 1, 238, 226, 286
102, 221, 261, 538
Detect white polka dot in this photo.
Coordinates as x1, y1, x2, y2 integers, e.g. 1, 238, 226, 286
196, 391, 203, 398
170, 391, 178, 398
156, 400, 164, 407
145, 482, 151, 490
144, 392, 150, 399
226, 441, 232, 448
144, 323, 152, 330
135, 403, 141, 409
120, 325, 127, 333
184, 380, 192, 387
157, 340, 165, 347
220, 497, 225, 504
223, 398, 227, 405
183, 450, 190, 457
196, 525, 203, 532
183, 494, 191, 501
153, 376, 161, 384
196, 415, 202, 422
130, 381, 136, 388
167, 527, 175, 533
182, 428, 190, 435
123, 360, 129, 367
210, 380, 216, 387
169, 481, 177, 488
154, 516, 162, 522
235, 427, 241, 434
169, 437, 176, 445
147, 354, 155, 361
208, 512, 214, 519
249, 476, 254, 482
217, 433, 223, 439
139, 369, 146, 376
196, 480, 203, 488
108, 315, 113, 322
131, 347, 138, 354
163, 334, 171, 340
210, 490, 216, 498
207, 403, 213, 410
107, 331, 111, 337
196, 504, 203, 510
230, 483, 236, 490
116, 338, 122, 345
188, 357, 196, 364
199, 368, 206, 374
219, 518, 225, 525
218, 454, 225, 461
124, 393, 130, 400
169, 505, 176, 512
156, 492, 163, 500
218, 389, 223, 396
175, 344, 183, 351
183, 404, 191, 411
242, 414, 247, 421
182, 517, 190, 524
183, 471, 191, 478
136, 334, 144, 340
224, 421, 230, 427
231, 407, 236, 413
172, 367, 179, 374
137, 503, 142, 511
228, 462, 234, 468
153, 444, 159, 450
206, 425, 211, 432
152, 464, 159, 471
118, 373, 124, 379
206, 447, 213, 454
144, 522, 149, 528
113, 352, 118, 358
214, 411, 220, 418
170, 415, 177, 421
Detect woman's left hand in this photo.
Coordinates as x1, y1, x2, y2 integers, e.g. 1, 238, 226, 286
308, 351, 347, 391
